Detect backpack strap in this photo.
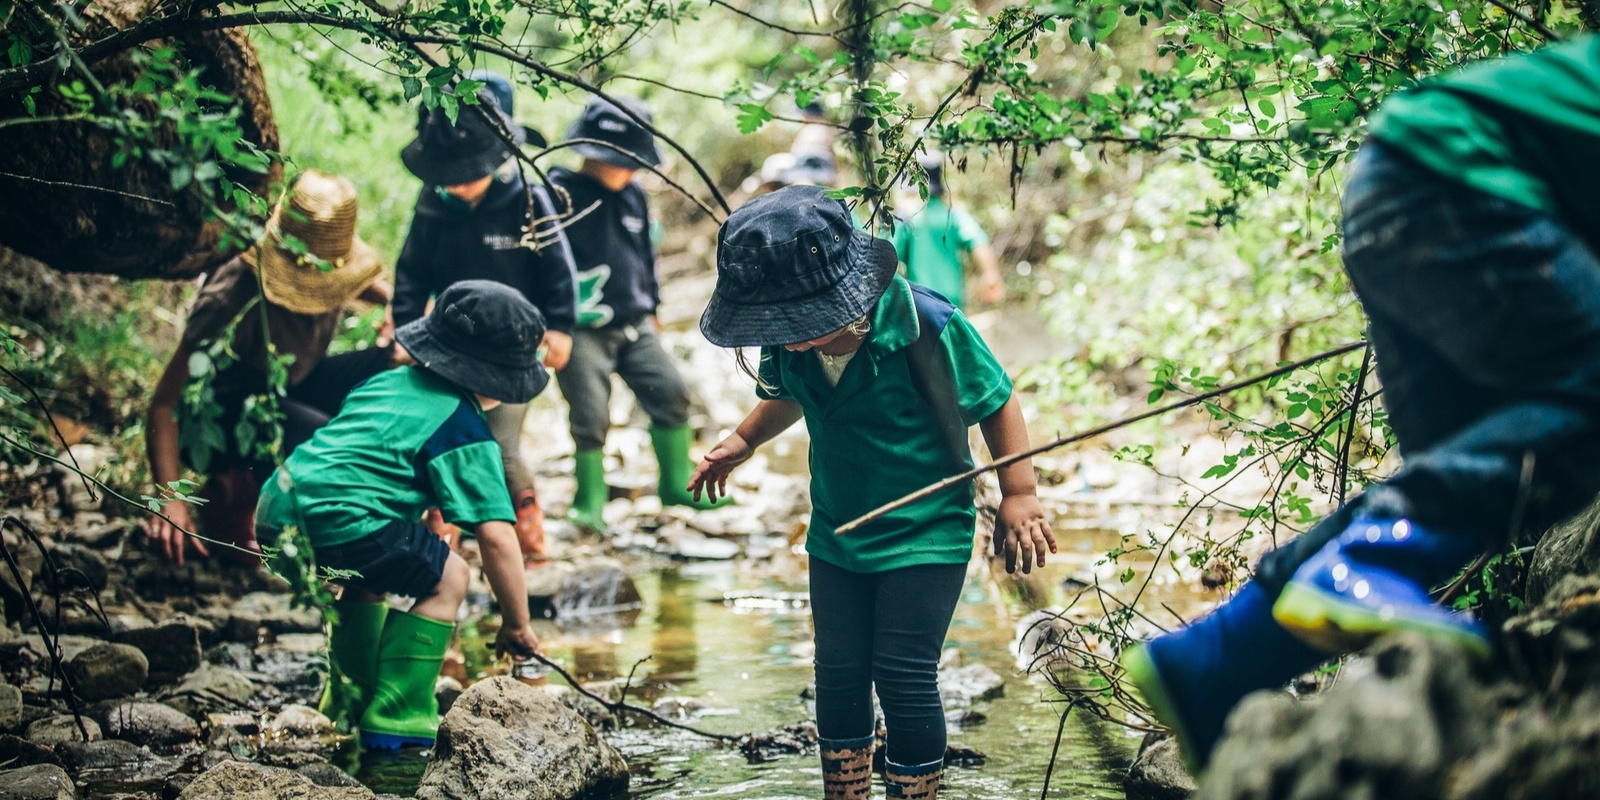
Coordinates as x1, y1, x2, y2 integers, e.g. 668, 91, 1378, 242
904, 283, 971, 462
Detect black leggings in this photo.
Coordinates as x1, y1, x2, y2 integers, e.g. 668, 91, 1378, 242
809, 558, 966, 767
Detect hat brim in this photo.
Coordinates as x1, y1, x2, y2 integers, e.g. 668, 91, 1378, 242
699, 232, 898, 348
401, 142, 517, 187
568, 140, 662, 169
394, 320, 551, 404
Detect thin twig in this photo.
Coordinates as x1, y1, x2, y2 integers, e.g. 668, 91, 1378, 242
526, 651, 743, 742
0, 362, 97, 503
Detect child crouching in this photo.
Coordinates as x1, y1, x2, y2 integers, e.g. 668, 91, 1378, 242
255, 279, 544, 749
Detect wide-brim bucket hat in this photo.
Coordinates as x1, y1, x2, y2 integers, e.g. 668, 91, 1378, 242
701, 184, 898, 348
401, 93, 525, 187
565, 95, 662, 169
394, 279, 551, 404
239, 170, 383, 316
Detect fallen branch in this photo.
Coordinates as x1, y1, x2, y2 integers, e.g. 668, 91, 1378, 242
525, 650, 744, 742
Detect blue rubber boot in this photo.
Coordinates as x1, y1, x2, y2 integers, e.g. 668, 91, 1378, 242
1121, 582, 1326, 772
1273, 516, 1489, 657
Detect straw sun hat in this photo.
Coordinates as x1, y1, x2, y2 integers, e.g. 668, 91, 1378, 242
239, 170, 383, 315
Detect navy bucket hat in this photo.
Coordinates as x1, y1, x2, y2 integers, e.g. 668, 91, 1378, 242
401, 89, 524, 187
701, 185, 898, 348
395, 280, 551, 404
565, 95, 662, 169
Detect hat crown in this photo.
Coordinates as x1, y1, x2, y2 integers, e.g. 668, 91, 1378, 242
430, 280, 547, 362
565, 96, 661, 168
277, 170, 359, 262
715, 185, 856, 303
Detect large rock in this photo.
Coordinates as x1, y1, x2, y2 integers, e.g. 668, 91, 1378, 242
158, 666, 259, 717
415, 676, 629, 800
0, 684, 23, 733
526, 559, 642, 622
95, 700, 201, 746
112, 621, 203, 678
1125, 734, 1195, 800
938, 663, 1004, 706
227, 592, 323, 641
0, 763, 75, 799
24, 716, 98, 747
63, 642, 146, 701
56, 739, 178, 786
176, 761, 372, 800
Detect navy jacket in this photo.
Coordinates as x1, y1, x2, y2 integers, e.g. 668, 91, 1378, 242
547, 167, 659, 328
392, 174, 578, 332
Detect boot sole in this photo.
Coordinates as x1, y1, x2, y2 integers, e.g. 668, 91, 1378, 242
361, 731, 435, 749
1273, 584, 1490, 658
1120, 645, 1203, 774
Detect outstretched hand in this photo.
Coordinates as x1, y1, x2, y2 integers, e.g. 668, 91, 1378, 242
993, 493, 1057, 574
147, 502, 208, 566
687, 432, 753, 504
496, 621, 541, 661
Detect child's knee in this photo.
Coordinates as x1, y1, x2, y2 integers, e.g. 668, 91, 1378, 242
433, 553, 472, 599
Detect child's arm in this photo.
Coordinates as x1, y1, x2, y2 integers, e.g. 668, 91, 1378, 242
688, 399, 804, 503
475, 520, 541, 659
972, 243, 1005, 305
978, 394, 1057, 574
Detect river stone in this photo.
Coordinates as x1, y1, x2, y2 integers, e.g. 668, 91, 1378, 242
56, 739, 177, 785
158, 666, 259, 717
1125, 733, 1195, 800
96, 700, 201, 746
1201, 634, 1495, 800
296, 761, 365, 789
176, 761, 373, 799
415, 676, 629, 800
266, 704, 334, 736
226, 592, 322, 641
39, 543, 108, 593
24, 716, 97, 747
436, 677, 464, 716
0, 735, 61, 768
938, 663, 1004, 706
111, 621, 202, 677
63, 642, 146, 701
0, 763, 75, 799
0, 684, 23, 732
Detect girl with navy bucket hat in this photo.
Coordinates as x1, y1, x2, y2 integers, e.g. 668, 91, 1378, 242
690, 185, 1058, 798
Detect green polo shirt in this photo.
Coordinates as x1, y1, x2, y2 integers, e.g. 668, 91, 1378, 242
891, 197, 990, 310
256, 366, 515, 547
757, 276, 1013, 572
1368, 35, 1600, 250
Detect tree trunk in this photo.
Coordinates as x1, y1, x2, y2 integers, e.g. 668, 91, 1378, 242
0, 1, 280, 281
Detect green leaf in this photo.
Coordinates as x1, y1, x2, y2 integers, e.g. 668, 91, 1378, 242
735, 103, 773, 135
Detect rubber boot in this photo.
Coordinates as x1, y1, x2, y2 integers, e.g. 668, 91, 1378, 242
1120, 582, 1326, 772
197, 466, 263, 564
651, 424, 732, 509
820, 734, 874, 800
424, 508, 460, 550
513, 487, 548, 562
1274, 516, 1490, 656
568, 449, 609, 532
319, 599, 388, 726
359, 611, 455, 749
884, 759, 942, 799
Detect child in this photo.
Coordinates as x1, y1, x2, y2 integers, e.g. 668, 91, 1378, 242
1123, 36, 1600, 773
255, 280, 544, 749
689, 185, 1058, 798
392, 81, 578, 560
892, 155, 1004, 310
548, 96, 729, 530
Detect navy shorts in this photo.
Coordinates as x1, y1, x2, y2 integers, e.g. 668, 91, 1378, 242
312, 520, 450, 599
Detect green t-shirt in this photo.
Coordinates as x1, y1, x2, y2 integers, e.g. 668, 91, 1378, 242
256, 366, 515, 547
891, 197, 991, 309
1368, 35, 1600, 249
757, 276, 1013, 572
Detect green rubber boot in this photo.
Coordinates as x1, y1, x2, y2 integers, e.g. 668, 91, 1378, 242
319, 599, 389, 727
651, 424, 732, 509
359, 611, 454, 749
569, 449, 609, 532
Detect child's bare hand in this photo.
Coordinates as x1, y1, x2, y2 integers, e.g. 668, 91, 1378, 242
496, 621, 541, 661
688, 432, 753, 503
994, 493, 1056, 574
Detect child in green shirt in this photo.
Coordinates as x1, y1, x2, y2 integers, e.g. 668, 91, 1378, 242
690, 185, 1057, 799
256, 280, 545, 749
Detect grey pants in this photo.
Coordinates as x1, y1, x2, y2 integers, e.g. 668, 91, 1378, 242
557, 322, 691, 451
486, 401, 535, 495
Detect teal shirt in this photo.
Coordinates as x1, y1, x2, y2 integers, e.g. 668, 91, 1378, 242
891, 198, 991, 309
1369, 35, 1600, 249
757, 276, 1013, 572
256, 367, 515, 547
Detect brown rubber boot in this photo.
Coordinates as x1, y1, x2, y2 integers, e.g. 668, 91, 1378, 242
197, 466, 262, 565
821, 736, 874, 800
512, 487, 547, 563
884, 761, 942, 799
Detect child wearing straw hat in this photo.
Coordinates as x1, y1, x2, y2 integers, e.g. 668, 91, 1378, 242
146, 170, 393, 565
688, 185, 1057, 799
256, 279, 546, 749
392, 82, 577, 561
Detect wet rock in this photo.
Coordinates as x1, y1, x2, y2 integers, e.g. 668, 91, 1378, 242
158, 666, 259, 717
0, 684, 24, 732
415, 676, 629, 800
1527, 496, 1600, 605
95, 700, 201, 747
527, 558, 644, 621
63, 642, 146, 701
112, 621, 203, 679
176, 760, 373, 799
436, 677, 464, 716
1201, 634, 1497, 800
739, 720, 818, 762
944, 709, 986, 729
226, 592, 322, 641
0, 763, 76, 799
204, 642, 255, 671
39, 543, 108, 593
1125, 734, 1195, 800
203, 712, 258, 751
944, 742, 986, 766
938, 663, 1004, 706
0, 735, 61, 768
56, 739, 177, 785
651, 696, 705, 720
545, 685, 613, 731
24, 715, 97, 747
266, 705, 333, 737
296, 761, 364, 789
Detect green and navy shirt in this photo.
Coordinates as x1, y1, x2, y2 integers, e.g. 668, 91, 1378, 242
757, 276, 1013, 572
256, 366, 515, 547
1368, 35, 1600, 251
891, 197, 990, 310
